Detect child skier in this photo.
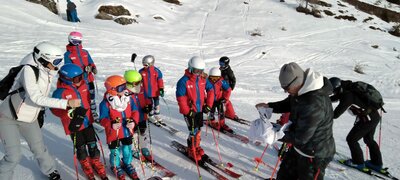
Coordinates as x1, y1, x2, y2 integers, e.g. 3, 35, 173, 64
139, 55, 164, 124
99, 75, 140, 180
51, 64, 107, 180
207, 67, 233, 133
64, 31, 99, 122
124, 70, 154, 162
176, 56, 214, 162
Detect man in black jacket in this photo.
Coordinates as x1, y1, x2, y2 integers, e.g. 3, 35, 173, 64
219, 56, 236, 90
256, 62, 335, 180
329, 77, 384, 173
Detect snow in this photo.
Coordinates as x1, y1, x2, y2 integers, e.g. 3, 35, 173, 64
0, 0, 399, 179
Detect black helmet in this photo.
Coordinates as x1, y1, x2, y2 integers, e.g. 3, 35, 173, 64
329, 77, 342, 95
219, 56, 230, 68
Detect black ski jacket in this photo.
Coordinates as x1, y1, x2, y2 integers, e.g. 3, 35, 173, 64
220, 66, 236, 90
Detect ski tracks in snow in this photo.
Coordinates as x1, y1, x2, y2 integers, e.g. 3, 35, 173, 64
198, 0, 220, 58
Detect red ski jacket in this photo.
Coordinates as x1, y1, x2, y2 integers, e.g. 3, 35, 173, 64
139, 66, 164, 98
64, 44, 96, 83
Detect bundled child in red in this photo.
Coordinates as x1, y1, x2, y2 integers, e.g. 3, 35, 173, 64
124, 70, 154, 162
51, 64, 107, 180
139, 55, 164, 124
207, 67, 234, 133
99, 75, 140, 180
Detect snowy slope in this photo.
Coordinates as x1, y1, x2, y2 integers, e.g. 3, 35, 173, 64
0, 0, 399, 179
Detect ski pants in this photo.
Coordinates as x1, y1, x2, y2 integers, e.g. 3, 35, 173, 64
149, 97, 160, 116
277, 147, 331, 180
69, 9, 80, 22
0, 116, 56, 179
70, 126, 99, 161
223, 100, 237, 119
346, 110, 382, 165
134, 120, 149, 149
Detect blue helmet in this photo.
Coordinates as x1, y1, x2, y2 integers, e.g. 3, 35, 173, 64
59, 64, 83, 85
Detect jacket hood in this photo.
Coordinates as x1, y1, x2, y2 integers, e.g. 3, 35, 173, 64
298, 68, 324, 96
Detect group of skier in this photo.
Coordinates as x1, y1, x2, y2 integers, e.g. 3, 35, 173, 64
0, 30, 389, 180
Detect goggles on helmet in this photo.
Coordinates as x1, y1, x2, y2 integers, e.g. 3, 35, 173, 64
64, 74, 83, 84
191, 68, 203, 75
70, 39, 82, 46
114, 83, 127, 93
126, 81, 141, 88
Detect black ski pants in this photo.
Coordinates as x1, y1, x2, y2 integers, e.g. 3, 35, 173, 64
277, 147, 331, 180
346, 110, 382, 165
70, 125, 99, 160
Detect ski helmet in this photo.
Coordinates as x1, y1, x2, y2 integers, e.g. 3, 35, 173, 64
124, 70, 142, 93
105, 75, 127, 96
219, 56, 230, 68
188, 56, 205, 75
142, 55, 155, 67
59, 64, 84, 85
68, 31, 83, 46
33, 42, 64, 70
329, 77, 342, 95
209, 67, 221, 77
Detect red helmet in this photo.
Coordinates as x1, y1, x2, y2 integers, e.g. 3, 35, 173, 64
104, 75, 126, 96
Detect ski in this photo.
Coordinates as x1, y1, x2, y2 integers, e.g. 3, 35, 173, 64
334, 153, 386, 179
132, 151, 176, 178
228, 117, 251, 126
148, 120, 179, 135
202, 155, 242, 178
170, 141, 229, 180
206, 123, 250, 143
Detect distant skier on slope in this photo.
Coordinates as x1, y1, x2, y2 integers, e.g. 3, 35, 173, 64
98, 75, 140, 180
51, 64, 108, 180
256, 62, 335, 180
207, 67, 234, 133
64, 31, 99, 122
176, 56, 214, 162
66, 0, 80, 22
329, 77, 385, 173
139, 55, 165, 125
124, 70, 154, 162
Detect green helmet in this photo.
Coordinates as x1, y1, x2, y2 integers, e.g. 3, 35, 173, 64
124, 70, 142, 83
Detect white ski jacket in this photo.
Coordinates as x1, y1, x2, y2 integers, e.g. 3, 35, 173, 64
0, 53, 68, 123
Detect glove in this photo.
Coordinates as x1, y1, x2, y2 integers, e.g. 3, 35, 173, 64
37, 109, 45, 128
68, 107, 88, 132
203, 105, 211, 114
126, 118, 135, 129
112, 117, 122, 130
185, 110, 196, 129
186, 110, 195, 119
84, 65, 92, 73
159, 88, 164, 97
218, 99, 226, 104
349, 106, 364, 116
92, 67, 97, 75
142, 104, 152, 114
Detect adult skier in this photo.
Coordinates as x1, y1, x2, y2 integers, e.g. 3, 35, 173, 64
139, 55, 164, 124
0, 42, 81, 180
99, 75, 139, 180
176, 56, 214, 162
207, 67, 233, 133
329, 77, 385, 173
64, 31, 99, 122
124, 70, 154, 162
51, 64, 108, 180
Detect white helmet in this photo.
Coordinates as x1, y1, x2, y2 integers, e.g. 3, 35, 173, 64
33, 42, 64, 69
209, 67, 221, 77
142, 55, 155, 66
188, 56, 205, 74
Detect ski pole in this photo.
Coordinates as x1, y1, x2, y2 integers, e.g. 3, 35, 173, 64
207, 112, 223, 165
114, 118, 120, 178
161, 96, 172, 121
378, 109, 383, 148
130, 122, 145, 176
94, 132, 107, 167
191, 118, 202, 180
147, 117, 155, 170
270, 143, 287, 179
73, 133, 79, 180
254, 144, 269, 171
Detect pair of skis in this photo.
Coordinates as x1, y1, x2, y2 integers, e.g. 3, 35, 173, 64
205, 122, 250, 144
132, 151, 176, 178
170, 140, 242, 180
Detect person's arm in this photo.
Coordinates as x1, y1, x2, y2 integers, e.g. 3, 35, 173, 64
99, 100, 111, 129
221, 80, 231, 101
205, 79, 215, 108
176, 78, 190, 115
130, 97, 140, 125
156, 68, 164, 89
228, 68, 236, 90
333, 93, 352, 119
21, 67, 68, 109
268, 96, 291, 113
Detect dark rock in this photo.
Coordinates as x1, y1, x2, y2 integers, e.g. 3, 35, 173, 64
26, 0, 58, 14
114, 17, 137, 25
98, 5, 131, 16
95, 12, 113, 20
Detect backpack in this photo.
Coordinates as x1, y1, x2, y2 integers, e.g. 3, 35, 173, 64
0, 65, 39, 100
351, 81, 384, 111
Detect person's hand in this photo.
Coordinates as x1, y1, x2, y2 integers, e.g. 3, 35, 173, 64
126, 119, 135, 129
92, 67, 97, 75
112, 117, 122, 130
186, 110, 195, 119
218, 98, 226, 104
255, 103, 269, 109
159, 88, 164, 97
203, 105, 211, 114
68, 107, 87, 132
142, 105, 152, 114
67, 99, 81, 108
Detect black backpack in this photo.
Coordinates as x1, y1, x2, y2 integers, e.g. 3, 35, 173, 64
0, 65, 39, 100
351, 81, 385, 112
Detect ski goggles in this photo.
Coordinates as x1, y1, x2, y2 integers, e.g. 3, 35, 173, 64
52, 58, 63, 66
219, 62, 225, 67
70, 39, 82, 46
190, 68, 204, 75
282, 77, 298, 91
209, 76, 220, 82
114, 83, 127, 93
62, 73, 83, 84
126, 81, 141, 88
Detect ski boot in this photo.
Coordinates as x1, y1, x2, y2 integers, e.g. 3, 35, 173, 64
79, 157, 95, 180
365, 160, 387, 174
123, 164, 140, 180
141, 148, 153, 162
48, 170, 61, 180
342, 159, 369, 172
111, 166, 125, 180
90, 156, 108, 180
220, 119, 233, 133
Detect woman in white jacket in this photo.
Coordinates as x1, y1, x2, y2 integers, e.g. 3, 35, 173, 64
0, 42, 81, 180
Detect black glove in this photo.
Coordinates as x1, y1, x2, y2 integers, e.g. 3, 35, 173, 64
92, 67, 97, 75
68, 107, 88, 132
159, 88, 164, 97
349, 106, 364, 116
203, 105, 211, 114
185, 110, 196, 130
142, 104, 152, 114
37, 109, 45, 128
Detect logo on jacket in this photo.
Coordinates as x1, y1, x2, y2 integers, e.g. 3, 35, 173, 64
66, 95, 72, 99
187, 85, 193, 88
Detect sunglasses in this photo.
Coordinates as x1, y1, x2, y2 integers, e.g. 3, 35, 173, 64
282, 77, 298, 91
209, 76, 220, 82
126, 81, 141, 88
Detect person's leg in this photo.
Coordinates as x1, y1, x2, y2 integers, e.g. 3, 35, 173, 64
20, 120, 57, 176
346, 116, 373, 164
88, 82, 99, 122
153, 97, 161, 121
364, 111, 383, 166
0, 120, 22, 179
276, 148, 298, 180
